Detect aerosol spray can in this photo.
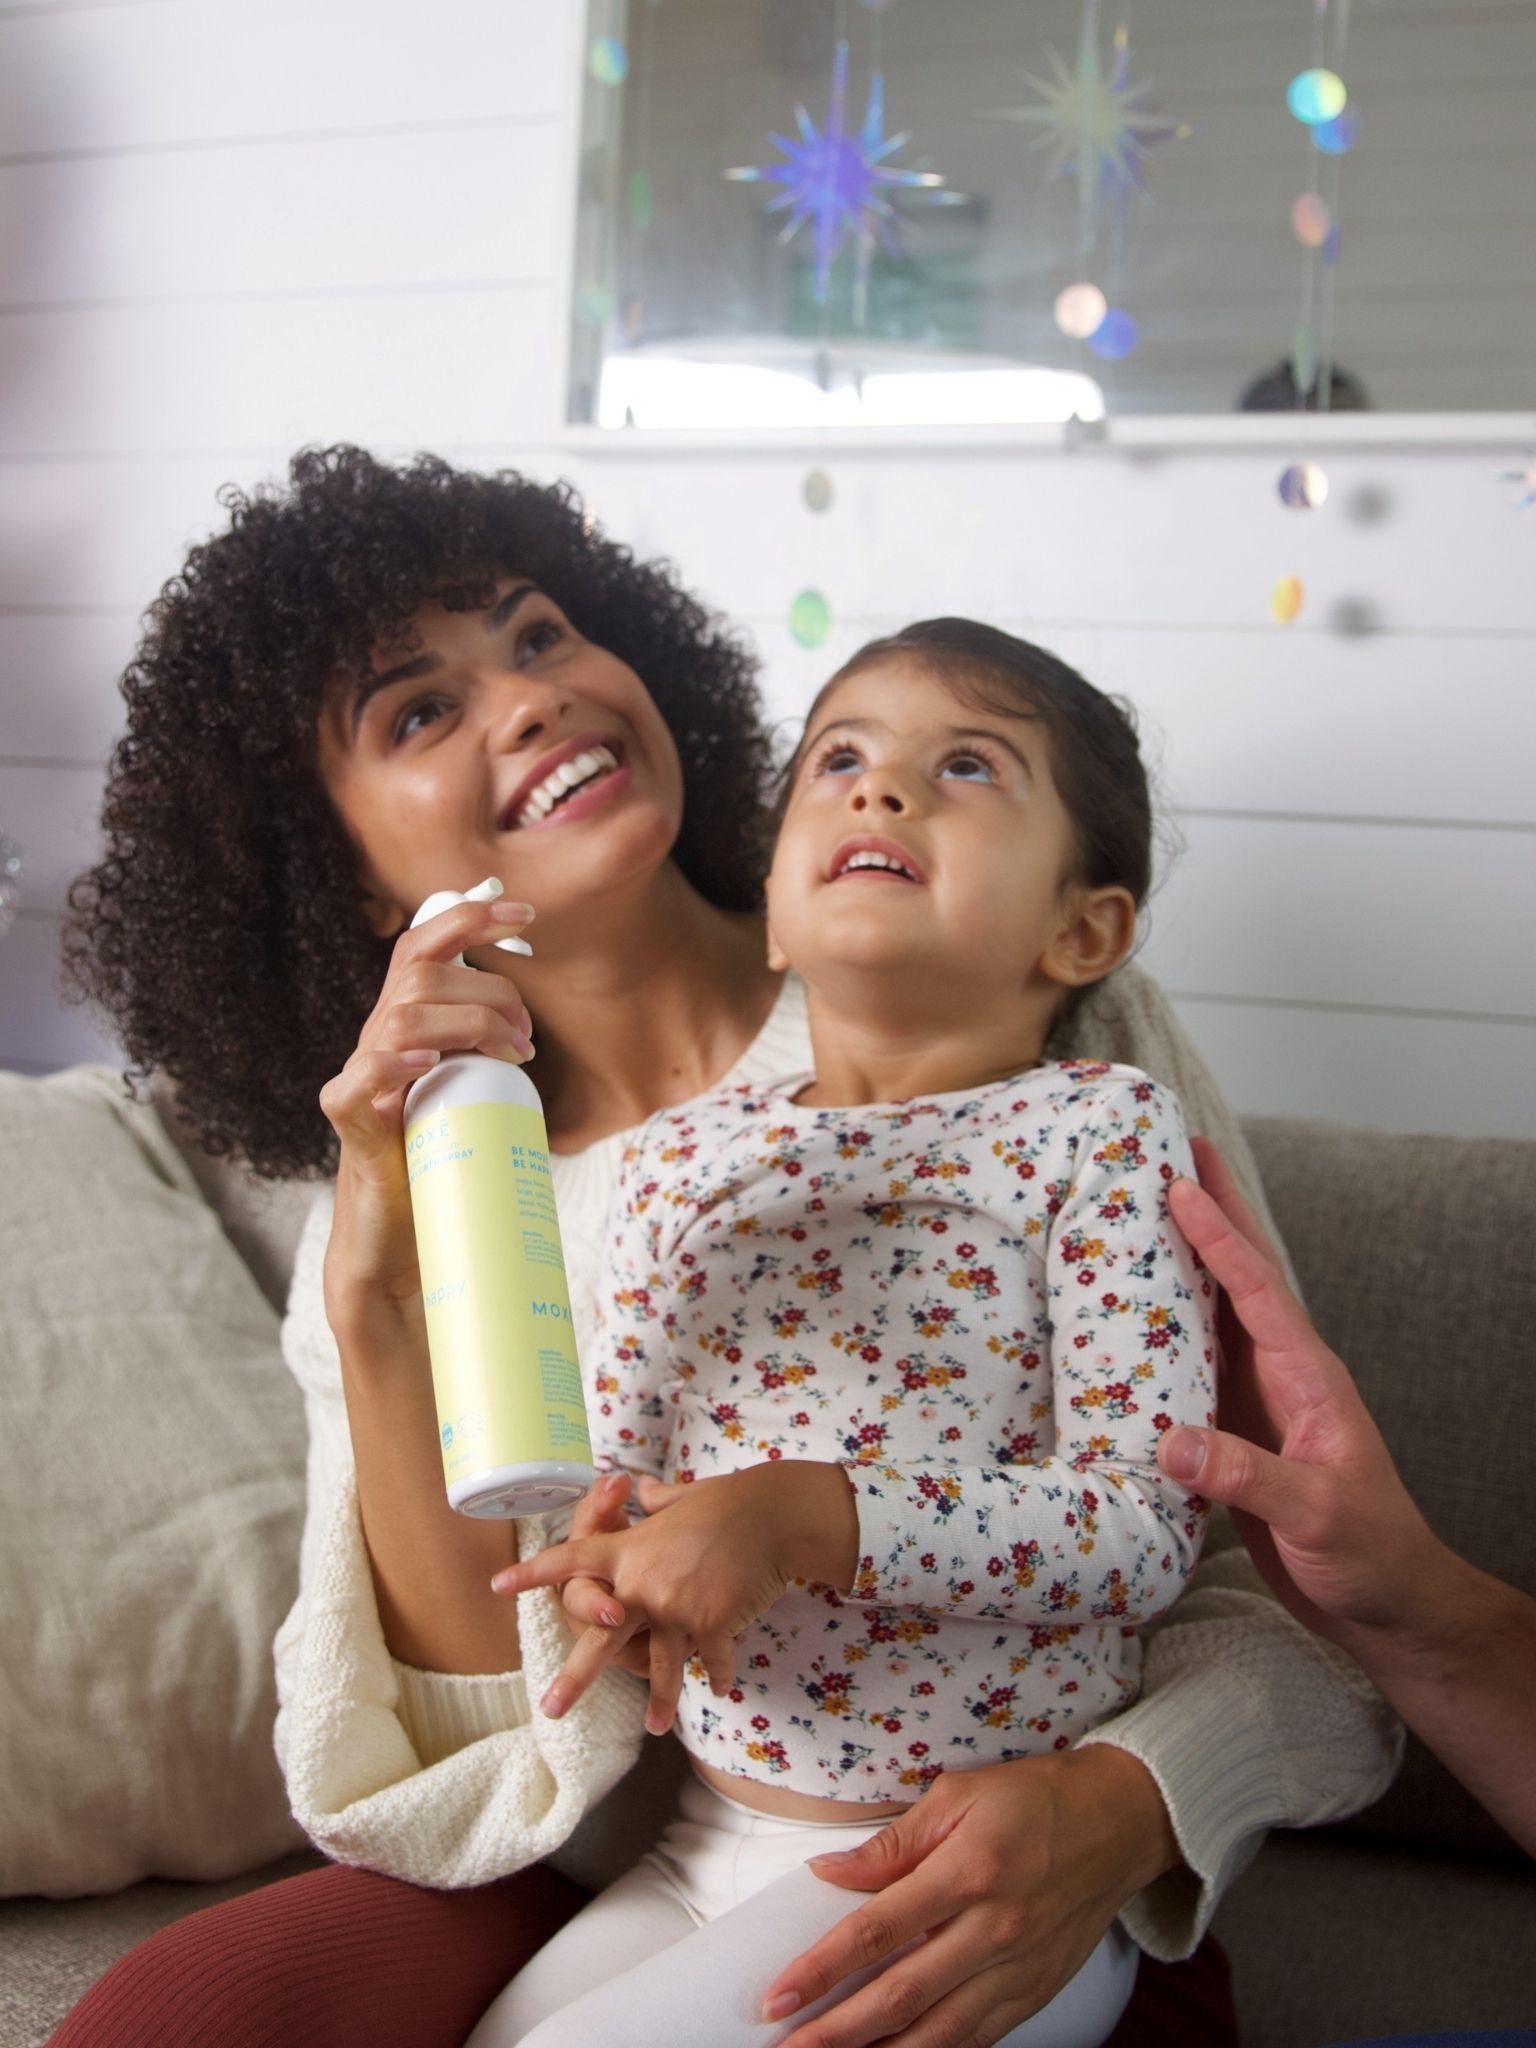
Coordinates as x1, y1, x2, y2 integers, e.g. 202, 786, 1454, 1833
403, 878, 594, 1517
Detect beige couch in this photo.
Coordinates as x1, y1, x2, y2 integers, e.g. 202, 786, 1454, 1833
0, 1066, 1531, 2047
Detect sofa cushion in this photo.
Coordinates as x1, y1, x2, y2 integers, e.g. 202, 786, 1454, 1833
0, 1851, 324, 2048
1243, 1116, 1536, 1863
0, 1065, 307, 1897
1213, 1830, 1536, 2046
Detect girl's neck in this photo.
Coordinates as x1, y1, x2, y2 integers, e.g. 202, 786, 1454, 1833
517, 864, 781, 1151
794, 986, 1057, 1109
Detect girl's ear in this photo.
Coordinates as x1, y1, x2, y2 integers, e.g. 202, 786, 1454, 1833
765, 916, 790, 974
1039, 885, 1138, 992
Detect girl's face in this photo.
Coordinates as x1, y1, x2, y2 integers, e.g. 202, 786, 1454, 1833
766, 657, 1108, 1006
316, 579, 685, 942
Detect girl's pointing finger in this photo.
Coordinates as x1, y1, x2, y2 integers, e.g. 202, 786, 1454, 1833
490, 1538, 605, 1598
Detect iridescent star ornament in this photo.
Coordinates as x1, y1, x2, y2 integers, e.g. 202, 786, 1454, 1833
725, 40, 946, 306
991, 0, 1189, 230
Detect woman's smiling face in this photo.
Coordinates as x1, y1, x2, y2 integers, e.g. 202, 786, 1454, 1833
316, 578, 685, 942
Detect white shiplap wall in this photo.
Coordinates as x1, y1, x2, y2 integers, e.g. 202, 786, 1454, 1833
2, 0, 1533, 1135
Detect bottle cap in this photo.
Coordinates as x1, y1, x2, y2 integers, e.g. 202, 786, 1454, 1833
409, 877, 534, 965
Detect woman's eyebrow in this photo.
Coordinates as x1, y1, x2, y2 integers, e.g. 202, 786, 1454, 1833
486, 580, 538, 630
348, 583, 540, 735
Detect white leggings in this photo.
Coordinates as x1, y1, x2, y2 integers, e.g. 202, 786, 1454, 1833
466, 1775, 1138, 2048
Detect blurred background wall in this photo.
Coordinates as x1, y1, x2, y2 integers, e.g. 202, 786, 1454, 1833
1, 0, 1532, 1134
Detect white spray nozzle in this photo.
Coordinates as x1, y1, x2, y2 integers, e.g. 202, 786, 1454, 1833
409, 877, 534, 960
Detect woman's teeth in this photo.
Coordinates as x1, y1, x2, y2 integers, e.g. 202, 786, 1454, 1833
516, 744, 618, 827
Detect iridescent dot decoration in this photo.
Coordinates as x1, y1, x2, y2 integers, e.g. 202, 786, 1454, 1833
1314, 105, 1361, 155
1287, 69, 1346, 125
589, 36, 629, 86
802, 470, 834, 514
1271, 575, 1305, 625
1278, 461, 1329, 510
1496, 458, 1536, 511
1291, 193, 1332, 248
627, 169, 654, 231
790, 589, 832, 648
1086, 308, 1138, 360
1321, 223, 1343, 267
573, 282, 615, 326
1054, 282, 1108, 340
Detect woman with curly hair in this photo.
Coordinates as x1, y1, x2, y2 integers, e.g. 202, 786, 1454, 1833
51, 446, 1397, 2048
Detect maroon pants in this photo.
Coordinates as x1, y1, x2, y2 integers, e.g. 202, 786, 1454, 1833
50, 1860, 1237, 2047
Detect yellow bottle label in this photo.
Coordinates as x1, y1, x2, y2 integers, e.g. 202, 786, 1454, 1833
405, 1099, 593, 1486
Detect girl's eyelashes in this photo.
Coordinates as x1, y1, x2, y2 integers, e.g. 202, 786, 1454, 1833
801, 733, 1005, 784
812, 740, 863, 776
937, 745, 1000, 783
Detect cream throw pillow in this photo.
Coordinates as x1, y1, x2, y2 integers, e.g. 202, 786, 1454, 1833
0, 1065, 307, 1896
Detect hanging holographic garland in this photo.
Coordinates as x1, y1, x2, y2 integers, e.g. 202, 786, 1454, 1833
1274, 0, 1359, 620
991, 0, 1190, 365
725, 37, 947, 311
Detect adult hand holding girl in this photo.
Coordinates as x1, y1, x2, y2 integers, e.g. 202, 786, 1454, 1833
1158, 1139, 1536, 1855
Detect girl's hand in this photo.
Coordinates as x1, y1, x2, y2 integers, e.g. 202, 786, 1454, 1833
557, 1471, 653, 1681
494, 1462, 858, 1733
317, 893, 535, 1322
762, 1745, 1179, 2048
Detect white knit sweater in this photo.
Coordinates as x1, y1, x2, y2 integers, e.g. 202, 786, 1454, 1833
273, 967, 1401, 1956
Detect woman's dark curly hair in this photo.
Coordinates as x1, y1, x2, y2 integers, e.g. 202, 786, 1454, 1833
61, 446, 775, 1181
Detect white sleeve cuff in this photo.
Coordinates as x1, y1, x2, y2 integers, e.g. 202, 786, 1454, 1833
392, 1659, 532, 1767
1077, 1531, 1403, 1960
278, 1466, 647, 1887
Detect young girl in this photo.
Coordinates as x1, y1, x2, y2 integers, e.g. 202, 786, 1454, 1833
476, 620, 1218, 2048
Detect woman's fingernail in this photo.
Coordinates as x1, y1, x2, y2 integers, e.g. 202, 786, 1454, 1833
491, 900, 535, 922
490, 1571, 516, 1595
599, 1605, 623, 1629
1161, 1427, 1208, 1482
762, 1992, 801, 2022
807, 1848, 858, 1866
400, 1049, 439, 1069
510, 1033, 536, 1060
540, 1689, 564, 1718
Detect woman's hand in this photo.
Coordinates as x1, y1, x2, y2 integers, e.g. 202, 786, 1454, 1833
313, 889, 536, 1675
1160, 1138, 1536, 1854
1157, 1137, 1444, 1649
761, 1744, 1179, 2048
317, 891, 535, 1322
493, 1462, 858, 1734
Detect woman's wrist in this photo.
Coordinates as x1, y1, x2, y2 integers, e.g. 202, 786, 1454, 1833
1337, 1536, 1502, 1700
1065, 1741, 1183, 1900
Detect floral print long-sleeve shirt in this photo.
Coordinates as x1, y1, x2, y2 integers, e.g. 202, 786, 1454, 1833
590, 1060, 1217, 1803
